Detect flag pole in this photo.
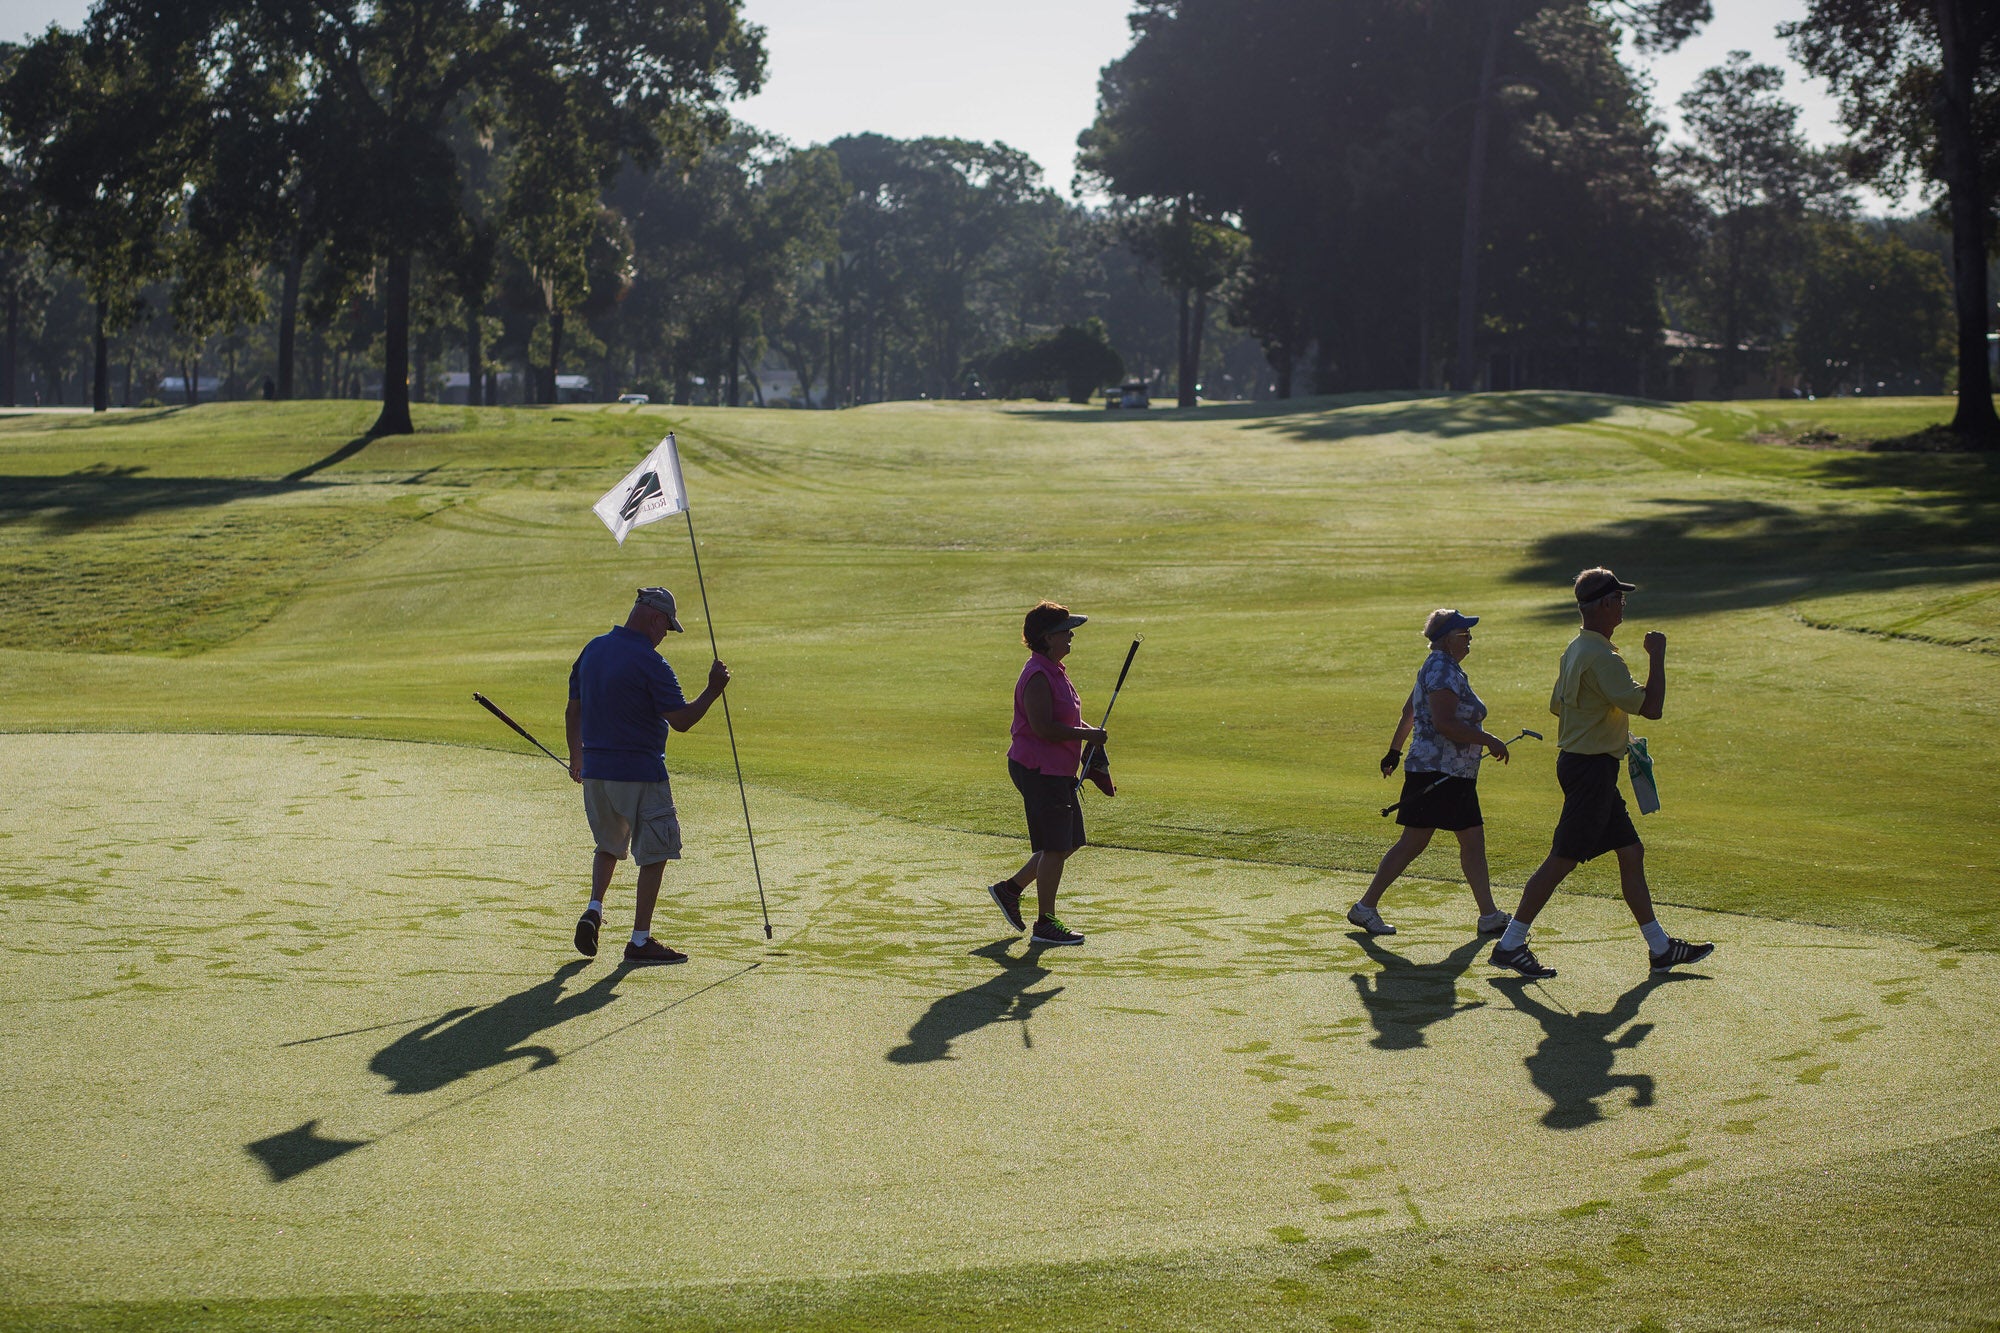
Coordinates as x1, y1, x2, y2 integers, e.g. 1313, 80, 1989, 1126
682, 505, 773, 939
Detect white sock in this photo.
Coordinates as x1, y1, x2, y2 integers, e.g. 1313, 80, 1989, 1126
586, 899, 603, 916
1640, 919, 1669, 953
1499, 918, 1531, 950
630, 930, 649, 946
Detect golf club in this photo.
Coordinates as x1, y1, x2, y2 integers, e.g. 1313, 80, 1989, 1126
1077, 636, 1142, 793
1379, 728, 1542, 816
473, 693, 569, 770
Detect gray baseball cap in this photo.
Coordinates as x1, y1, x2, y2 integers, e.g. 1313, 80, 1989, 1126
634, 587, 685, 632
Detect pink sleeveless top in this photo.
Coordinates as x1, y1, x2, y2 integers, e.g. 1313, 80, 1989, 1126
1008, 652, 1083, 775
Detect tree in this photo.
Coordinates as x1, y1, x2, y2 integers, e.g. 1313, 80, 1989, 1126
1669, 53, 1846, 398
1791, 219, 1953, 394
144, 0, 763, 434
0, 19, 201, 411
1785, 0, 2000, 444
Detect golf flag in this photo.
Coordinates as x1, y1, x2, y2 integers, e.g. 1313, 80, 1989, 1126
592, 433, 687, 544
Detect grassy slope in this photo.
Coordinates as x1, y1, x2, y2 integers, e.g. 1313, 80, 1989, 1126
1, 394, 1997, 1331
2, 395, 1995, 944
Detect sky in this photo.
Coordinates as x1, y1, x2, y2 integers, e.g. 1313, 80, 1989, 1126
2, 0, 1918, 211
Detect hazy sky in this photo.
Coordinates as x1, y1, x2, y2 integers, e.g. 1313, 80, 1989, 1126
2, 0, 1916, 209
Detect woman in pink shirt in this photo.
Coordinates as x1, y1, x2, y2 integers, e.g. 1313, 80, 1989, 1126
987, 601, 1113, 946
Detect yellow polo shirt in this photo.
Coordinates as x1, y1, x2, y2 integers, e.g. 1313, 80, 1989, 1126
1549, 630, 1648, 755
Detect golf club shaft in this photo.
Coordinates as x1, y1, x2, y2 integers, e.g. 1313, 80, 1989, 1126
473, 693, 568, 769
1077, 637, 1142, 789
1378, 729, 1543, 815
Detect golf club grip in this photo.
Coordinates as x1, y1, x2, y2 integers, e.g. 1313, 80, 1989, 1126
473, 694, 567, 766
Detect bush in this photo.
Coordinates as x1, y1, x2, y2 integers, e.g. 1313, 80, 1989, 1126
982, 319, 1125, 404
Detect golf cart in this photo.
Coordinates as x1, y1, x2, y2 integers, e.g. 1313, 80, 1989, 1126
1104, 380, 1151, 410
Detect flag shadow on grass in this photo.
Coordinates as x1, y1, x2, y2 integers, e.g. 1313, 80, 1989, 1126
887, 940, 1064, 1064
1492, 972, 1705, 1129
368, 959, 628, 1096
1348, 933, 1488, 1050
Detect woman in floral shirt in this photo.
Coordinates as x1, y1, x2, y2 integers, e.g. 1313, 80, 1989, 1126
1347, 609, 1514, 938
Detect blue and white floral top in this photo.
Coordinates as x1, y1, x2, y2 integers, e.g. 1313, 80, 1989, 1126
1406, 650, 1488, 780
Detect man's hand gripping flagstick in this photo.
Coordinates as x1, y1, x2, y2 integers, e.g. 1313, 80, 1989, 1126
591, 432, 773, 940
1077, 637, 1142, 796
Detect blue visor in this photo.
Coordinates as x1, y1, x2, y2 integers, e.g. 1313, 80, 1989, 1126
1427, 611, 1479, 641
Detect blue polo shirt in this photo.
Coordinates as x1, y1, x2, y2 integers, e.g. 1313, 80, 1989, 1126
568, 625, 688, 781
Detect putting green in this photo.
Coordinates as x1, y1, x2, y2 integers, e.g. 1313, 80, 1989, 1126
3, 731, 1994, 1307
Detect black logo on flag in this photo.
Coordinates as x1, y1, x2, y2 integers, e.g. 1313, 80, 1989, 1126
619, 472, 662, 522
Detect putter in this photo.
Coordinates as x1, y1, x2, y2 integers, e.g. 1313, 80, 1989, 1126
1380, 728, 1542, 816
1077, 636, 1142, 793
473, 693, 569, 770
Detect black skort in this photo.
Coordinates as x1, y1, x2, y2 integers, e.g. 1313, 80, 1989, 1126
1396, 770, 1482, 831
1551, 750, 1641, 862
1009, 759, 1086, 854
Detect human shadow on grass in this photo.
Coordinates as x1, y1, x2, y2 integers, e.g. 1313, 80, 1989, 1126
1492, 972, 1704, 1129
886, 939, 1064, 1064
1511, 492, 2000, 623
1348, 933, 1488, 1051
368, 959, 628, 1095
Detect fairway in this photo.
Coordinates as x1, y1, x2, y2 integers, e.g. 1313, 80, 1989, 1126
2, 394, 1998, 1329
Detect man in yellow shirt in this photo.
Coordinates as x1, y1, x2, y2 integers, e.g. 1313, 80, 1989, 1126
1489, 568, 1714, 980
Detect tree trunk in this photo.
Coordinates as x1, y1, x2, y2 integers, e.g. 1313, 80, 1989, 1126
92, 298, 109, 412
1453, 0, 1506, 393
1176, 283, 1196, 407
412, 334, 428, 405
186, 356, 200, 406
545, 310, 563, 404
2, 273, 16, 408
1935, 0, 2000, 444
1720, 220, 1745, 400
465, 313, 484, 407
1190, 286, 1210, 403
371, 250, 414, 435
277, 239, 302, 399
727, 321, 742, 407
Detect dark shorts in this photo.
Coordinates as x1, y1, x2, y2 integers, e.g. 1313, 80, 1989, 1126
1551, 751, 1641, 862
1009, 759, 1086, 854
1396, 771, 1482, 831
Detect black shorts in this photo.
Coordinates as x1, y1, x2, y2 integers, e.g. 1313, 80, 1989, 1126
1009, 759, 1086, 854
1396, 771, 1482, 831
1551, 751, 1641, 862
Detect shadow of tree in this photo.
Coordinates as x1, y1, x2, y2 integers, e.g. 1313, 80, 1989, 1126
369, 960, 628, 1096
1511, 490, 2000, 623
1348, 933, 1489, 1050
886, 939, 1064, 1064
0, 470, 323, 532
1004, 390, 1635, 441
0, 433, 381, 532
1492, 972, 1702, 1129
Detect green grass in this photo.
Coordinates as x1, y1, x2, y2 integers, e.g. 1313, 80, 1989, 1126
0, 393, 1996, 1330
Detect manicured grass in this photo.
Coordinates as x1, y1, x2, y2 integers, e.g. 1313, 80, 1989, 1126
0, 393, 1996, 1330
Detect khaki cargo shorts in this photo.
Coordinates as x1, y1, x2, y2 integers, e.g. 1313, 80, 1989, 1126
583, 778, 683, 865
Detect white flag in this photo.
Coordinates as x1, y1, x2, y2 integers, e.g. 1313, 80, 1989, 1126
592, 433, 688, 544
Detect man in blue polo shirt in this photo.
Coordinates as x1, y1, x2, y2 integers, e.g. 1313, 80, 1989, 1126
565, 587, 730, 965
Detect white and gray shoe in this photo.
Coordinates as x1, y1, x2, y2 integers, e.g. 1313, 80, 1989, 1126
1346, 901, 1395, 936
1477, 911, 1512, 938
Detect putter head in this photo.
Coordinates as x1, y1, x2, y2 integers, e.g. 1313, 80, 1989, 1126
1520, 729, 1543, 740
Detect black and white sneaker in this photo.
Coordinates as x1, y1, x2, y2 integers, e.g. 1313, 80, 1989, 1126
1030, 915, 1085, 946
574, 908, 601, 958
1490, 943, 1557, 979
1650, 938, 1714, 973
988, 880, 1026, 933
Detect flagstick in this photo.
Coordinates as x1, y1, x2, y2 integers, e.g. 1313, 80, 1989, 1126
682, 507, 773, 939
